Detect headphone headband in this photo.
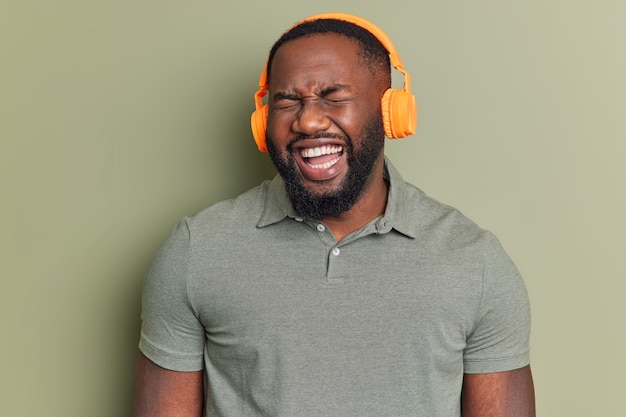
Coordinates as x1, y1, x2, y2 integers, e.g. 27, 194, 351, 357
299, 13, 406, 80
255, 13, 411, 102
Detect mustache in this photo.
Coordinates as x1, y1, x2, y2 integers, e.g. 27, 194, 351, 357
287, 132, 349, 149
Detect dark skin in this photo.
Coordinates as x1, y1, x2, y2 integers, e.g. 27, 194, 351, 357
133, 355, 536, 417
462, 366, 536, 417
133, 32, 536, 416
266, 33, 389, 242
133, 353, 204, 417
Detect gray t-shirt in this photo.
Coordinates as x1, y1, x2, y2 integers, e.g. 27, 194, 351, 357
139, 159, 531, 417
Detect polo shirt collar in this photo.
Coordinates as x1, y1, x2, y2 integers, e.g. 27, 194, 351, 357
257, 157, 418, 239
382, 158, 417, 238
257, 175, 297, 227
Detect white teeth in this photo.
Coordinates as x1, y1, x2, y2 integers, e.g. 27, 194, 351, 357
308, 156, 341, 170
300, 145, 343, 158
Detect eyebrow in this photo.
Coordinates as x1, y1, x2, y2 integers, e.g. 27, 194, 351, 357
271, 92, 299, 102
320, 84, 351, 96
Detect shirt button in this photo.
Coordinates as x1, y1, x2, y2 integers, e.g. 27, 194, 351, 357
316, 224, 326, 232
332, 247, 341, 256
294, 217, 304, 222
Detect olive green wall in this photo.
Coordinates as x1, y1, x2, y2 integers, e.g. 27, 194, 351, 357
2, 1, 624, 415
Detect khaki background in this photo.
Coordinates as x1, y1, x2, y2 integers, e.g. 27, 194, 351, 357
2, 1, 624, 416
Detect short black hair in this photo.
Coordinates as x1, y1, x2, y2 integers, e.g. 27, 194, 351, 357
266, 18, 391, 90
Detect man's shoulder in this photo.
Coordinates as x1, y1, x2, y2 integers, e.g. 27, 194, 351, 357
185, 180, 273, 232
386, 158, 484, 238
395, 179, 503, 256
397, 177, 483, 229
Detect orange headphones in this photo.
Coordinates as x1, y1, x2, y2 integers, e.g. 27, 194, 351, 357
250, 12, 418, 152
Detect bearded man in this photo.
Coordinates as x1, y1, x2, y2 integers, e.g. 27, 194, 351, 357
133, 13, 535, 417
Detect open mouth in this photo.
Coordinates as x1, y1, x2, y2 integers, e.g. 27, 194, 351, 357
300, 144, 344, 169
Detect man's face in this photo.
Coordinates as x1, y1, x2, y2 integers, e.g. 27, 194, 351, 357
266, 33, 386, 219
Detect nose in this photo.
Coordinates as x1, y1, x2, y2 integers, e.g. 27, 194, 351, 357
291, 98, 331, 136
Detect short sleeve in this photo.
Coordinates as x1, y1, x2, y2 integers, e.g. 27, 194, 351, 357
463, 232, 531, 374
138, 219, 205, 371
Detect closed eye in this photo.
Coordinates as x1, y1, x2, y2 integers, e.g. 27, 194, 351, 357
272, 92, 300, 109
271, 84, 355, 109
321, 84, 354, 103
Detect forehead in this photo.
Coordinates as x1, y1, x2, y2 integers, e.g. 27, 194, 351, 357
269, 33, 371, 89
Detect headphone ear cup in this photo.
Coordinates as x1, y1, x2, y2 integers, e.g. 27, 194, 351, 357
381, 88, 417, 139
250, 104, 269, 152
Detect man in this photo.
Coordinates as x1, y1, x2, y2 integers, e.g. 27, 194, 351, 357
134, 13, 535, 417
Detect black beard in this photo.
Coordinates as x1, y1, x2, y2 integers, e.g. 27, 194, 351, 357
266, 116, 385, 220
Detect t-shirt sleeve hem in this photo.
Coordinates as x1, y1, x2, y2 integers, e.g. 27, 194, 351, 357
138, 338, 204, 372
464, 353, 530, 374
